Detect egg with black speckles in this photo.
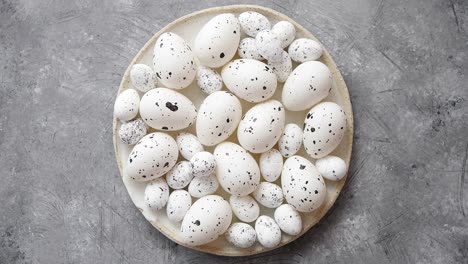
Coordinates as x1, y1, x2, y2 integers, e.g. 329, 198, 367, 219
126, 132, 178, 181
196, 91, 242, 146
259, 149, 283, 182
165, 161, 193, 189
189, 151, 216, 178
253, 182, 284, 208
194, 13, 240, 68
188, 173, 219, 198
118, 118, 147, 145
271, 21, 296, 48
238, 11, 270, 37
130, 64, 157, 92
255, 215, 281, 248
237, 100, 285, 153
238, 38, 263, 60
153, 32, 196, 89
281, 156, 326, 212
278, 123, 303, 157
222, 59, 277, 103
282, 61, 332, 111
166, 190, 192, 223
288, 38, 323, 63
176, 132, 204, 160
140, 88, 197, 131
180, 195, 232, 246
303, 102, 347, 159
267, 50, 292, 82
196, 66, 223, 95
255, 30, 283, 62
225, 223, 257, 248
274, 204, 302, 235
229, 195, 260, 223
214, 142, 260, 196
315, 155, 348, 181
144, 178, 169, 210
114, 89, 139, 122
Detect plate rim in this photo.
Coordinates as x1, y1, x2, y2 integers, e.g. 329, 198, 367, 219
113, 4, 354, 257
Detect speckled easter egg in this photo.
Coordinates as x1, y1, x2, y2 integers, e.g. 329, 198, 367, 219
225, 223, 257, 248
188, 173, 219, 198
238, 38, 263, 60
278, 123, 303, 157
130, 64, 157, 92
196, 66, 223, 95
165, 161, 193, 189
253, 182, 284, 208
267, 50, 292, 82
259, 149, 283, 182
166, 190, 192, 223
114, 89, 139, 122
271, 21, 296, 48
238, 11, 270, 37
144, 178, 169, 210
288, 38, 323, 63
255, 215, 281, 248
189, 151, 216, 178
176, 132, 204, 160
315, 155, 348, 181
274, 204, 302, 235
118, 118, 147, 145
255, 30, 283, 62
229, 195, 260, 223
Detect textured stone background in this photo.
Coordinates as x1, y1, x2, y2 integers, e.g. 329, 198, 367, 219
1, 0, 467, 263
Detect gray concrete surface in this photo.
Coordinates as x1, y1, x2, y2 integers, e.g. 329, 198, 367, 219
1, 0, 467, 263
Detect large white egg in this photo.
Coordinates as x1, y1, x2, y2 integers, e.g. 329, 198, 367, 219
140, 88, 197, 131
282, 61, 332, 111
237, 100, 285, 153
214, 142, 260, 196
153, 32, 196, 89
303, 102, 347, 159
221, 59, 277, 103
196, 91, 242, 146
194, 14, 240, 68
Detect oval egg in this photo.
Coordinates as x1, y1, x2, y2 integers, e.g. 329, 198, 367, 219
144, 178, 169, 211
288, 38, 323, 63
238, 38, 263, 60
196, 66, 223, 95
114, 89, 139, 122
188, 173, 219, 198
238, 11, 270, 37
225, 223, 257, 248
259, 149, 283, 182
274, 204, 302, 236
130, 64, 157, 92
255, 215, 281, 248
176, 132, 204, 160
315, 155, 348, 181
252, 182, 284, 208
278, 123, 303, 157
165, 161, 193, 189
166, 190, 192, 223
229, 195, 260, 223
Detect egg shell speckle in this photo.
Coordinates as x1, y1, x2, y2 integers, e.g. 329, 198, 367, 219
281, 156, 326, 212
153, 32, 197, 89
196, 66, 223, 95
176, 132, 204, 160
126, 132, 178, 181
165, 161, 193, 189
303, 102, 347, 159
144, 178, 169, 211
237, 100, 285, 153
238, 38, 263, 60
315, 155, 348, 181
189, 151, 216, 178
225, 223, 257, 248
274, 204, 302, 235
288, 38, 323, 63
229, 195, 260, 223
271, 21, 296, 48
255, 215, 281, 248
259, 149, 283, 182
118, 118, 147, 145
214, 142, 261, 196
114, 89, 139, 122
140, 88, 197, 131
278, 123, 303, 157
196, 91, 242, 146
252, 182, 284, 208
255, 30, 283, 62
267, 50, 292, 83
238, 11, 270, 37
188, 173, 219, 198
130, 64, 157, 92
166, 190, 192, 223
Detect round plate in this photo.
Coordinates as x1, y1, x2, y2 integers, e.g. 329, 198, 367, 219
113, 4, 353, 257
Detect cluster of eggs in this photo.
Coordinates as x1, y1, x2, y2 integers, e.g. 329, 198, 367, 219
114, 11, 348, 249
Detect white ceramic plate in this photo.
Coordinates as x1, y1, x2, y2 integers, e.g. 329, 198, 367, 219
113, 4, 353, 256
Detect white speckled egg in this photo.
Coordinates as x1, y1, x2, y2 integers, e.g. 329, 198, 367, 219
144, 178, 169, 210
196, 66, 223, 95
130, 64, 157, 92
259, 149, 283, 182
282, 61, 332, 111
126, 132, 178, 181
196, 91, 242, 146
140, 88, 197, 131
303, 102, 347, 159
267, 50, 292, 82
278, 124, 303, 157
118, 118, 147, 145
180, 195, 232, 246
229, 195, 260, 223
214, 142, 260, 196
221, 59, 277, 103
153, 32, 196, 89
194, 14, 240, 68
189, 151, 216, 178
253, 182, 284, 208
255, 215, 281, 248
165, 161, 193, 189
114, 89, 139, 122
288, 38, 323, 63
237, 100, 285, 153
315, 155, 348, 181
188, 173, 219, 198
225, 223, 257, 248
274, 204, 302, 235
166, 190, 192, 223
255, 30, 283, 62
176, 132, 204, 160
238, 38, 263, 60
271, 21, 296, 48
238, 11, 270, 37
281, 156, 326, 212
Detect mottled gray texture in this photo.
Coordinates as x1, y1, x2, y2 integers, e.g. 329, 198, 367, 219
0, 0, 467, 263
